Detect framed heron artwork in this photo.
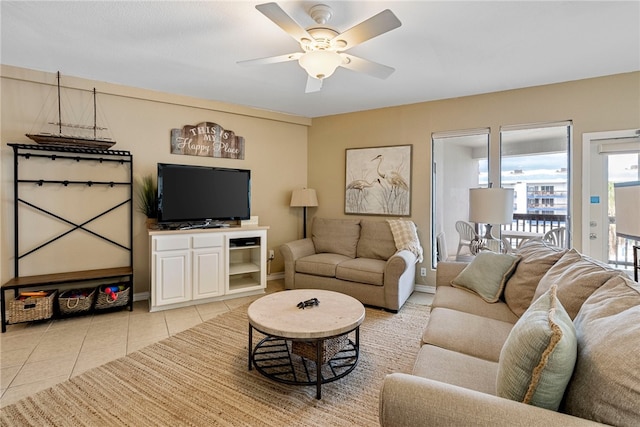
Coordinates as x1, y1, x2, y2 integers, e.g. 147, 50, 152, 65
345, 145, 412, 216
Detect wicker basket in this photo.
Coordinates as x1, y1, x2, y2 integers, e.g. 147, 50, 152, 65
8, 290, 57, 324
58, 287, 96, 315
292, 335, 348, 364
95, 284, 130, 310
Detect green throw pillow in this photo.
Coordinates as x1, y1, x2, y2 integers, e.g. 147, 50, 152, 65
496, 285, 577, 411
451, 251, 520, 303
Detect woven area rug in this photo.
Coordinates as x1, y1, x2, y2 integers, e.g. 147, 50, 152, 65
0, 302, 429, 427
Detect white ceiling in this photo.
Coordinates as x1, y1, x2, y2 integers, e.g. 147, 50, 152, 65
2, 1, 639, 118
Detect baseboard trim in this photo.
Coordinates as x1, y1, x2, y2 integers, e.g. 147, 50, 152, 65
415, 284, 435, 294
133, 292, 149, 302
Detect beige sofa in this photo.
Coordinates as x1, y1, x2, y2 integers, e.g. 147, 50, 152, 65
280, 218, 420, 311
380, 239, 640, 426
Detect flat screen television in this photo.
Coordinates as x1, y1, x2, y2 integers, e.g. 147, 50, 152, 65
157, 163, 251, 226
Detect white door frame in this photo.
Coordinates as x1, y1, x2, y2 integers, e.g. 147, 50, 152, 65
582, 129, 640, 260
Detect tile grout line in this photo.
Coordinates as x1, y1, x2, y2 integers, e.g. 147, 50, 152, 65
68, 314, 92, 380
2, 320, 55, 392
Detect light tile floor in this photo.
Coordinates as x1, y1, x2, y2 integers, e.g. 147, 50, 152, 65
0, 280, 433, 408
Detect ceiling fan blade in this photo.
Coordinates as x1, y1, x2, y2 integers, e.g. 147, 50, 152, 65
340, 54, 395, 79
333, 9, 401, 50
237, 52, 302, 66
256, 2, 312, 43
305, 75, 323, 93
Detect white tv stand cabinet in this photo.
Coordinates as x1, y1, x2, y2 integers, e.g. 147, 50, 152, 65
148, 226, 268, 312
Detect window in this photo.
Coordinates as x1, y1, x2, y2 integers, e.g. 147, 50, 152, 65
608, 152, 639, 272
500, 122, 571, 248
430, 122, 572, 267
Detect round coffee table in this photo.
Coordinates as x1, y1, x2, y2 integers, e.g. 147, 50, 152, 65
247, 289, 365, 399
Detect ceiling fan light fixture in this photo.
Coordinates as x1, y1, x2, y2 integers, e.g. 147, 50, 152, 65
333, 39, 347, 49
298, 50, 342, 80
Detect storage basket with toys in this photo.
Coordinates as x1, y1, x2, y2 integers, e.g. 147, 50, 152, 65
95, 283, 130, 310
57, 287, 96, 315
8, 290, 57, 324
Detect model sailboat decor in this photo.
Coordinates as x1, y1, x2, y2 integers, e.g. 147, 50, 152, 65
26, 72, 116, 149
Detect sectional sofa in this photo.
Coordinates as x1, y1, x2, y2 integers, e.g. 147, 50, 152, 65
380, 239, 640, 426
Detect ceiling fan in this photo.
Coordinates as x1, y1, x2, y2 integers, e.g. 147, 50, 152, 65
238, 2, 402, 93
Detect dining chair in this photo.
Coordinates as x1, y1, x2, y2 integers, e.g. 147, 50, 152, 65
455, 220, 480, 260
543, 227, 567, 248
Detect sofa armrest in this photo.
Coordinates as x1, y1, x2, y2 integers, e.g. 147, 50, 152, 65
380, 373, 603, 427
279, 238, 316, 289
383, 250, 417, 311
435, 261, 468, 287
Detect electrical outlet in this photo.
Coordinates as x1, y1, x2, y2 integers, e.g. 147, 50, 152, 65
420, 267, 427, 277
268, 249, 275, 260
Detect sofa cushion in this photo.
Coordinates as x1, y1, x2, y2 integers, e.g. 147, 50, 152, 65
431, 285, 519, 323
496, 285, 577, 411
562, 274, 640, 425
504, 239, 567, 317
451, 252, 520, 303
356, 220, 397, 260
412, 344, 499, 396
336, 258, 386, 286
311, 218, 361, 258
295, 253, 351, 277
422, 307, 514, 362
532, 249, 619, 319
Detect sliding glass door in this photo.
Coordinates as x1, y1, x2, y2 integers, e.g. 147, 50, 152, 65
583, 129, 640, 276
431, 129, 489, 267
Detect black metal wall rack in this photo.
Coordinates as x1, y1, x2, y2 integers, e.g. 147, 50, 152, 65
1, 143, 134, 332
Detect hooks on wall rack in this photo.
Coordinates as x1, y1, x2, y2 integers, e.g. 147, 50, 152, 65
24, 179, 128, 187
10, 143, 133, 188
9, 143, 132, 164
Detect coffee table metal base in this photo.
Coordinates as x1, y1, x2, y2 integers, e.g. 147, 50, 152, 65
248, 325, 360, 399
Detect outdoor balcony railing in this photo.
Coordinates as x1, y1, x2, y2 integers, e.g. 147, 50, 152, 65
496, 213, 567, 250
503, 213, 567, 234
495, 213, 635, 276
608, 217, 639, 271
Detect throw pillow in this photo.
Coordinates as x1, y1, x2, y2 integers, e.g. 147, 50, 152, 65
532, 249, 619, 319
311, 218, 361, 258
504, 239, 567, 317
562, 275, 640, 426
451, 251, 520, 303
496, 285, 577, 411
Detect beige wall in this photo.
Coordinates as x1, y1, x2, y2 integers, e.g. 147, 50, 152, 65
2, 67, 639, 293
1, 66, 310, 294
308, 72, 640, 286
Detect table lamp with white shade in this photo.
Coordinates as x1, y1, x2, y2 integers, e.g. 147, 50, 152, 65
469, 186, 514, 252
614, 181, 640, 282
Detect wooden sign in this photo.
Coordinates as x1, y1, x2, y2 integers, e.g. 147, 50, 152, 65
170, 122, 245, 159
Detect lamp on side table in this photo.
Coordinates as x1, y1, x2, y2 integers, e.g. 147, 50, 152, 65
614, 181, 640, 282
469, 186, 514, 254
291, 188, 318, 239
